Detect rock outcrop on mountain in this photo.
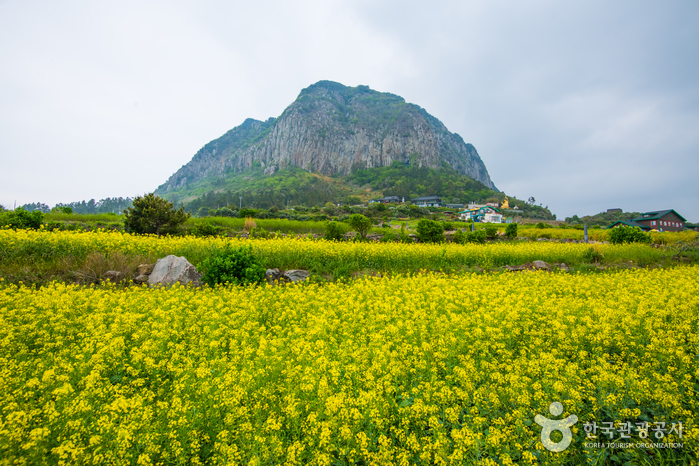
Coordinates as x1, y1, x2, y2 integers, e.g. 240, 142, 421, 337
156, 81, 495, 195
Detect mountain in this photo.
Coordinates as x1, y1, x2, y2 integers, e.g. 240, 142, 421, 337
155, 81, 496, 201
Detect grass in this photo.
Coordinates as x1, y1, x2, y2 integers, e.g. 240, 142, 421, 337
187, 217, 330, 234
44, 212, 125, 223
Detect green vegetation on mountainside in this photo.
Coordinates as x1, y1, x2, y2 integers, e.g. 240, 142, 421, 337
169, 161, 555, 220
347, 162, 494, 202
170, 166, 352, 211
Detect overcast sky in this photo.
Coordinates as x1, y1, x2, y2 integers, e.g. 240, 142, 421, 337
1, 0, 698, 221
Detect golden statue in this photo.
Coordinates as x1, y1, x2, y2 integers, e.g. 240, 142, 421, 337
501, 197, 510, 209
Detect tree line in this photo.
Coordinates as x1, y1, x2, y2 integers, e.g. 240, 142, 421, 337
20, 197, 134, 214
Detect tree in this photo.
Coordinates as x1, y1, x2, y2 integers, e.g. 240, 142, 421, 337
348, 214, 372, 239
324, 221, 344, 241
123, 193, 190, 236
416, 219, 444, 243
0, 207, 43, 229
484, 224, 498, 239
239, 208, 256, 218
324, 202, 336, 216
51, 206, 73, 214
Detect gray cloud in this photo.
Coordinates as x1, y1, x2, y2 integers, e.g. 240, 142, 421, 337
1, 0, 697, 221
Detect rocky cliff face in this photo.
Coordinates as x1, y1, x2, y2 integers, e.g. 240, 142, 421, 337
157, 81, 495, 194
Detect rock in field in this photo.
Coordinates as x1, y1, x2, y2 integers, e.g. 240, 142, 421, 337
532, 260, 550, 270
283, 270, 309, 283
103, 270, 123, 282
265, 268, 282, 283
148, 255, 202, 287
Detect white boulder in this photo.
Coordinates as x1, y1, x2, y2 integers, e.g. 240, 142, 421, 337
148, 255, 202, 287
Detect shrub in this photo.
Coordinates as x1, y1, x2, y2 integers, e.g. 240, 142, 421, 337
348, 214, 372, 240
469, 230, 487, 244
324, 202, 336, 216
45, 221, 63, 232
0, 208, 44, 230
209, 207, 238, 218
200, 245, 265, 287
250, 227, 269, 239
609, 226, 651, 245
443, 221, 454, 231
583, 245, 604, 263
381, 229, 397, 243
453, 228, 489, 245
190, 223, 222, 237
324, 221, 344, 241
416, 219, 444, 243
535, 222, 547, 229
244, 217, 257, 233
484, 225, 499, 239
123, 194, 189, 236
239, 208, 257, 218
506, 223, 518, 239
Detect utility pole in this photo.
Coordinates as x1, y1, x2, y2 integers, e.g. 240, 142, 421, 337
239, 196, 242, 209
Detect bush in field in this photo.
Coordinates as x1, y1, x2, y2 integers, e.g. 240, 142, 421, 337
324, 221, 344, 241
484, 225, 499, 239
609, 226, 651, 245
244, 217, 257, 233
250, 227, 270, 239
417, 219, 444, 243
381, 229, 397, 242
123, 194, 189, 236
0, 208, 44, 230
442, 221, 454, 231
348, 214, 372, 240
506, 223, 518, 239
469, 229, 487, 244
200, 245, 265, 287
535, 222, 547, 229
452, 228, 487, 245
583, 245, 605, 263
190, 223, 222, 237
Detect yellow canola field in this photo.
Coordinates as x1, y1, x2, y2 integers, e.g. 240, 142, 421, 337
1, 268, 697, 465
0, 229, 668, 273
